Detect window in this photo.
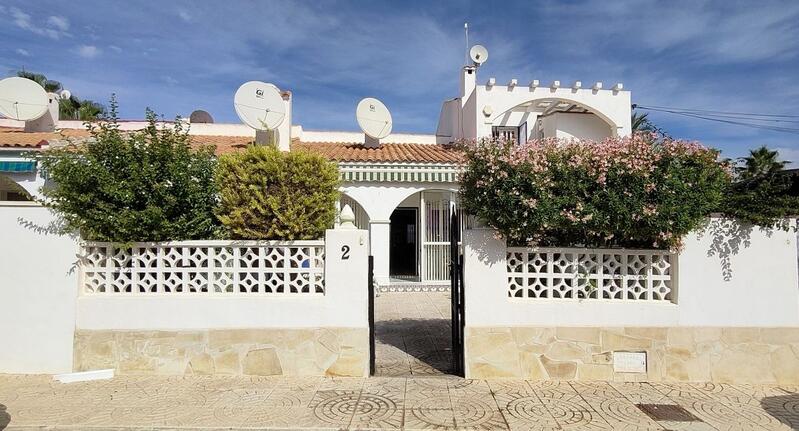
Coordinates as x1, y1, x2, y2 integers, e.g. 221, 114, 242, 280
492, 124, 527, 143
492, 126, 518, 142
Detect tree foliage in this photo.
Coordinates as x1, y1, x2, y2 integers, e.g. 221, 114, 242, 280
215, 145, 340, 240
459, 134, 730, 249
36, 99, 219, 242
720, 146, 799, 228
16, 70, 106, 120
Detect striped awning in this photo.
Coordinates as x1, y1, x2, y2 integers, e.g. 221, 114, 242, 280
338, 163, 461, 183
0, 161, 36, 173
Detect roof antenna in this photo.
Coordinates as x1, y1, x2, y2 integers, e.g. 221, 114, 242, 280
464, 22, 469, 66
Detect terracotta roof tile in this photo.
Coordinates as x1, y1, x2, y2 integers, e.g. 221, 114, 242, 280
291, 141, 463, 164
0, 127, 461, 164
0, 127, 90, 149
189, 135, 253, 154
0, 127, 253, 155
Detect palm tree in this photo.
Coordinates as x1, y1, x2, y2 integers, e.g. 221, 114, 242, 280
16, 70, 104, 121
58, 96, 105, 121
631, 112, 655, 133
738, 146, 789, 180
16, 70, 62, 93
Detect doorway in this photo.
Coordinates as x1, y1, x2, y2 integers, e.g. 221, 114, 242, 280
389, 208, 417, 278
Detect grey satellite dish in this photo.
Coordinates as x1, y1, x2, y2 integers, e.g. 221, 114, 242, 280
356, 97, 392, 148
469, 45, 488, 66
190, 110, 214, 123
0, 76, 49, 121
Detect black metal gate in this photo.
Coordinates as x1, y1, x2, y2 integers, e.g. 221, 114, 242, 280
450, 209, 465, 376
368, 255, 376, 376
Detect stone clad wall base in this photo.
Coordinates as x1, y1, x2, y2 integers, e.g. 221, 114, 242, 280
465, 326, 799, 384
74, 328, 368, 377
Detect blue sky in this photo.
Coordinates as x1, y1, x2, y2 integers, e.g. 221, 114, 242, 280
1, 0, 798, 160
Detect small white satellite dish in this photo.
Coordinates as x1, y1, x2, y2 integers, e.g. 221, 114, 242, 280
0, 77, 49, 121
58, 89, 71, 100
356, 97, 392, 141
469, 45, 489, 66
233, 81, 285, 131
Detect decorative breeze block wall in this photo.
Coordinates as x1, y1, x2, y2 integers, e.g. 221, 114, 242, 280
80, 241, 325, 295
506, 248, 674, 301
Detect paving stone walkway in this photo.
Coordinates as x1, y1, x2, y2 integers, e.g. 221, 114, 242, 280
1, 374, 798, 430
374, 291, 453, 377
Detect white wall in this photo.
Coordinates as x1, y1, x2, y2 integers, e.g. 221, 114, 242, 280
541, 112, 613, 140
463, 218, 799, 328
76, 229, 369, 331
0, 204, 79, 373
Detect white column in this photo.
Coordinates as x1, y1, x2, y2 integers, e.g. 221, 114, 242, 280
369, 219, 391, 286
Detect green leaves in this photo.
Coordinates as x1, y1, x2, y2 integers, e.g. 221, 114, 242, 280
215, 145, 340, 240
459, 136, 730, 249
36, 100, 219, 243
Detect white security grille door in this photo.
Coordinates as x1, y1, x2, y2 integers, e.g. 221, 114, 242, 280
421, 192, 470, 283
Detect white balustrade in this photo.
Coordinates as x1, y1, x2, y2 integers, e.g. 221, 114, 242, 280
506, 247, 674, 301
80, 241, 325, 295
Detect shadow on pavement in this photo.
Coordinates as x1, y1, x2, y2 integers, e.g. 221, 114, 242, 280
760, 393, 799, 430
375, 317, 453, 374
0, 403, 10, 430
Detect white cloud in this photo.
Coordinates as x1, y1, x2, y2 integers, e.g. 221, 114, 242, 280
162, 76, 179, 85
538, 0, 799, 64
9, 7, 66, 39
109, 45, 122, 53
76, 45, 100, 59
15, 48, 30, 57
46, 15, 69, 32
177, 9, 191, 22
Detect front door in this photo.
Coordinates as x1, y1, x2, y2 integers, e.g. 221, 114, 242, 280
389, 208, 417, 277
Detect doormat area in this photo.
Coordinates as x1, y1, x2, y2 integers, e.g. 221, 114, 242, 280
636, 404, 702, 422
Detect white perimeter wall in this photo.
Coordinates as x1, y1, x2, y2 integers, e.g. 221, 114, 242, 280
76, 229, 369, 330
0, 204, 79, 374
464, 218, 799, 328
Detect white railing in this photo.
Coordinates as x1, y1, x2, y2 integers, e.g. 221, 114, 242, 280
80, 240, 325, 295
506, 247, 674, 301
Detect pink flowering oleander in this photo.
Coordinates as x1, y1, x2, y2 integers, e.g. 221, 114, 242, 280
458, 134, 729, 250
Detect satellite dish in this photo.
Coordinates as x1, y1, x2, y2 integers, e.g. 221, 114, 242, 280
0, 77, 49, 121
469, 45, 489, 66
356, 97, 392, 140
58, 89, 71, 100
190, 109, 214, 123
233, 81, 285, 130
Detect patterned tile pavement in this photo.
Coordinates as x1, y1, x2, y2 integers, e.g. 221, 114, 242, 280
1, 374, 798, 430
374, 291, 454, 377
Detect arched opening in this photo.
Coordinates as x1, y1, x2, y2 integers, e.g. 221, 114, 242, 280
492, 97, 619, 142
338, 193, 370, 230
0, 174, 34, 202
373, 188, 468, 377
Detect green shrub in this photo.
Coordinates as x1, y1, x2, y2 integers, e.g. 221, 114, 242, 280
215, 145, 339, 239
36, 102, 219, 242
459, 134, 730, 249
720, 146, 799, 229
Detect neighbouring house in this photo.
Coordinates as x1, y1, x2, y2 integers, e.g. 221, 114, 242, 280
0, 64, 631, 289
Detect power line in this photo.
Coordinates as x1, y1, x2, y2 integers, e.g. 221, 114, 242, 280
635, 104, 799, 118
633, 104, 799, 135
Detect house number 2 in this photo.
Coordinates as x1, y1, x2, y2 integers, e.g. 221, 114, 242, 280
341, 245, 350, 260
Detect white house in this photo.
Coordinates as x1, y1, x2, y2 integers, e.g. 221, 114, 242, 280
0, 53, 631, 289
